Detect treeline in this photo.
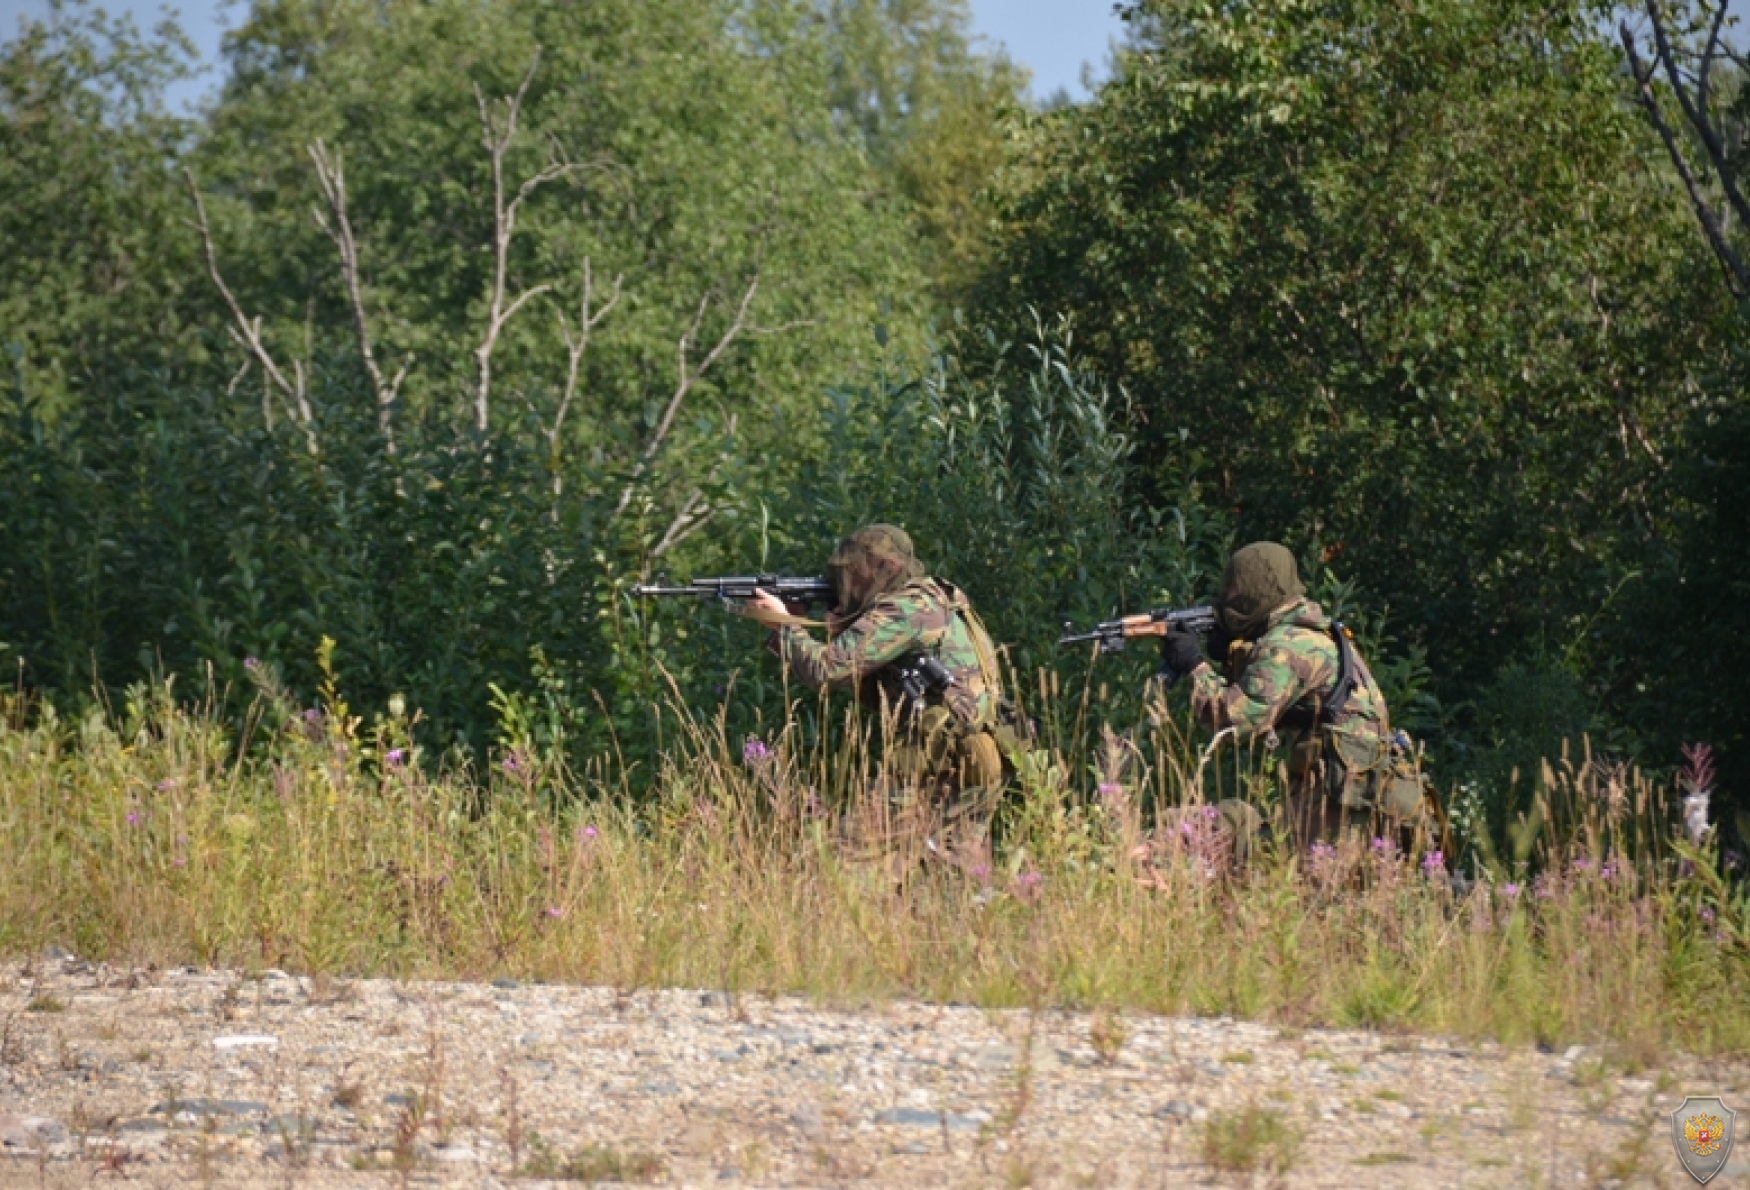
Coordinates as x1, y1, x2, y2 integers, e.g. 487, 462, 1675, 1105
1, 0, 1746, 829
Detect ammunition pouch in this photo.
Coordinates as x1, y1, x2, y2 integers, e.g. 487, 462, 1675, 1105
1326, 729, 1436, 829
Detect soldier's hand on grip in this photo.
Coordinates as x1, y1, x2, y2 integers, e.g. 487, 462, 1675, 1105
1161, 623, 1205, 678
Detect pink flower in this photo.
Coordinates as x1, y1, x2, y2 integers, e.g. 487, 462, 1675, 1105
125, 811, 142, 826
742, 738, 773, 765
575, 824, 599, 844
1421, 850, 1445, 875
1501, 882, 1520, 899
544, 906, 563, 919
385, 748, 405, 767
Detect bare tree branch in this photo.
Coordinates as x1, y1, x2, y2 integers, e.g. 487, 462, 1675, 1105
612, 273, 762, 519
542, 257, 624, 500
651, 489, 714, 558
470, 48, 581, 434
309, 139, 413, 454
1643, 0, 1750, 236
1620, 21, 1750, 296
186, 167, 319, 453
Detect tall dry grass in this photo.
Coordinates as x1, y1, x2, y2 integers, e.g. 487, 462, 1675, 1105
0, 672, 1745, 1058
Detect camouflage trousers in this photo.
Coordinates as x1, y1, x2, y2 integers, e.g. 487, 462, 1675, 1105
838, 711, 1008, 884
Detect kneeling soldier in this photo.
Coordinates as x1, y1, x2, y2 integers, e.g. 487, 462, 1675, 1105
748, 524, 1022, 868
1159, 541, 1436, 849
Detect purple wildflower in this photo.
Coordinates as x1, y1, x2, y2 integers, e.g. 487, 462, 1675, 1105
1421, 850, 1445, 875
385, 748, 405, 767
1203, 805, 1220, 820
1370, 837, 1389, 853
575, 824, 599, 844
125, 811, 142, 826
742, 738, 773, 766
1600, 862, 1615, 881
155, 778, 176, 791
243, 656, 260, 672
969, 862, 993, 885
303, 708, 320, 723
1701, 907, 1716, 923
501, 753, 522, 774
1572, 857, 1592, 872
1681, 742, 1716, 793
1097, 782, 1121, 796
544, 906, 563, 919
1501, 882, 1520, 899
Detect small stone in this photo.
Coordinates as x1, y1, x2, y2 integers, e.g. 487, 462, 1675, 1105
149, 1099, 268, 1119
1155, 1100, 1199, 1120
1562, 1045, 1587, 1063
430, 1144, 479, 1162
970, 1045, 1016, 1070
791, 1103, 826, 1140
875, 1107, 942, 1127
492, 978, 520, 990
642, 1081, 682, 1095
0, 1115, 67, 1148
213, 1034, 279, 1050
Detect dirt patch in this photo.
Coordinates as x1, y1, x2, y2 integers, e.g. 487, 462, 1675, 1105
0, 956, 1742, 1187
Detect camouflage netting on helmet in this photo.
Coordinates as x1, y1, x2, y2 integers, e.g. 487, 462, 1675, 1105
1217, 541, 1305, 639
826, 524, 927, 622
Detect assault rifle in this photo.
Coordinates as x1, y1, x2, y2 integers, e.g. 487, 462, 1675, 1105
1058, 605, 1219, 688
1057, 604, 1218, 654
630, 575, 836, 608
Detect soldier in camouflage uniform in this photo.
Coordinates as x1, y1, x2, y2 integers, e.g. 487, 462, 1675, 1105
747, 525, 1017, 866
1160, 542, 1432, 848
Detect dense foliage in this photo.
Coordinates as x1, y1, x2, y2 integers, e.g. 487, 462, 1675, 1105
2, 0, 1747, 829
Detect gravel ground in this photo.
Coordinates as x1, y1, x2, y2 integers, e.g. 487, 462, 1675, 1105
0, 954, 1745, 1188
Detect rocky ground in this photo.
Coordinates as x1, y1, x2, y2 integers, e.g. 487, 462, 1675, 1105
0, 953, 1745, 1188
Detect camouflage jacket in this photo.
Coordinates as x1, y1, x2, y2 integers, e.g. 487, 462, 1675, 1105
1190, 598, 1390, 763
776, 579, 999, 727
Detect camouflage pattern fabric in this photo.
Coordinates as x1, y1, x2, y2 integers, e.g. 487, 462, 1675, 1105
1190, 597, 1394, 814
778, 578, 1000, 728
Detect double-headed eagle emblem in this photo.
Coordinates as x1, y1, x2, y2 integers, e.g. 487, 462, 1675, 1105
1684, 1112, 1725, 1157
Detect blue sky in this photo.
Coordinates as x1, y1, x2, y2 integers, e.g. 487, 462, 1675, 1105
0, 0, 1126, 110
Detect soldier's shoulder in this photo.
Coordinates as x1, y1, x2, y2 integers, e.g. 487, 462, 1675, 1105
883, 581, 952, 615
1258, 622, 1336, 660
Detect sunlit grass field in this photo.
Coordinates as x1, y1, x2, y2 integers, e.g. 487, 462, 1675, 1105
2, 669, 1745, 1060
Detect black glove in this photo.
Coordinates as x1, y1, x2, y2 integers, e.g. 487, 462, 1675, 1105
1160, 623, 1205, 678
